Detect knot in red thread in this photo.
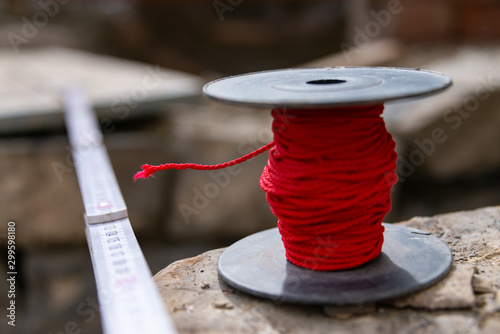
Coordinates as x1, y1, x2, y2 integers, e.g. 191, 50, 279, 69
259, 105, 397, 271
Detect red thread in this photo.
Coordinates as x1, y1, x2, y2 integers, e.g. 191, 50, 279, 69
133, 104, 397, 271
261, 105, 397, 270
133, 141, 275, 180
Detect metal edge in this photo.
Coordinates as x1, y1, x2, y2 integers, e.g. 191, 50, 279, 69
217, 224, 453, 305
203, 67, 452, 108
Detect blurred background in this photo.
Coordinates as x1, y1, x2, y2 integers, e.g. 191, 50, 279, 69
0, 0, 499, 333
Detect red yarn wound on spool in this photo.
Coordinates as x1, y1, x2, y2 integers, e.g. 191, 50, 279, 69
261, 105, 397, 271
133, 104, 397, 271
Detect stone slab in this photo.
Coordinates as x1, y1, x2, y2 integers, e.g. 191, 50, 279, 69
389, 266, 475, 310
0, 47, 202, 134
383, 46, 500, 179
154, 206, 500, 333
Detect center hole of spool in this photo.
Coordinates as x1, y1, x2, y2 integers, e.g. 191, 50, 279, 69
306, 79, 346, 85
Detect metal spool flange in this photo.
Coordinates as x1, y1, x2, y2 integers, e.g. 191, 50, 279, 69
203, 67, 452, 108
218, 224, 452, 305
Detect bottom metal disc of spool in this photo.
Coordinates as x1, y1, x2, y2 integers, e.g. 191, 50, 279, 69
218, 223, 452, 305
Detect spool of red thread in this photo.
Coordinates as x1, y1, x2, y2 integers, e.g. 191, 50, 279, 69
136, 67, 454, 305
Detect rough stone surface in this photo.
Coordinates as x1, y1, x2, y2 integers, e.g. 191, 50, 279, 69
154, 206, 500, 333
390, 266, 475, 310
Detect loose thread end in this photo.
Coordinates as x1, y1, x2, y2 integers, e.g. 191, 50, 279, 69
133, 164, 155, 181
132, 142, 275, 182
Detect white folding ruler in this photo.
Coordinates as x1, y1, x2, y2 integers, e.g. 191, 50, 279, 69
62, 85, 178, 334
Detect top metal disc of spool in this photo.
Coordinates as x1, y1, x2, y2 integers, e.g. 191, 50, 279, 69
203, 67, 452, 107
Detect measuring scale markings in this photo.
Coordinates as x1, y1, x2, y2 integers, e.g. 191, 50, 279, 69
81, 171, 175, 334
97, 222, 144, 329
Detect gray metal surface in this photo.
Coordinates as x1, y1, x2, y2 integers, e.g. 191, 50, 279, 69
218, 224, 452, 305
63, 86, 178, 334
203, 67, 452, 107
